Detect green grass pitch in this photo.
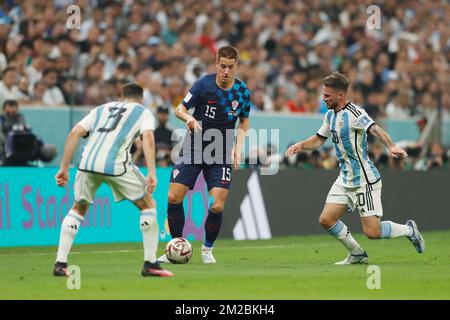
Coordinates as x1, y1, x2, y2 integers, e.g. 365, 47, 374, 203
0, 230, 449, 299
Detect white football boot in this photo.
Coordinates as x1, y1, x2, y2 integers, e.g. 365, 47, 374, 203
157, 253, 170, 263
334, 251, 369, 265
201, 245, 216, 264
406, 220, 425, 253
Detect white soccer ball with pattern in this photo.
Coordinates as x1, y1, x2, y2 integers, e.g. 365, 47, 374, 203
165, 237, 193, 264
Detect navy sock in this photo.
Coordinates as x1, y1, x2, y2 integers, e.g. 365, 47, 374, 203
167, 202, 185, 238
204, 210, 223, 248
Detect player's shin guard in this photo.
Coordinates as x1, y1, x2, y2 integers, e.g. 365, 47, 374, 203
380, 221, 412, 239
167, 202, 185, 238
140, 209, 158, 263
204, 210, 223, 248
327, 220, 364, 255
56, 210, 84, 263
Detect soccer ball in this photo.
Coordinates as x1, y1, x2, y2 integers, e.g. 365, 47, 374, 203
165, 237, 193, 264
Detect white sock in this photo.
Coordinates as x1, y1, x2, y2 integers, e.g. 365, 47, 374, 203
381, 221, 412, 239
56, 210, 84, 263
327, 220, 365, 255
140, 209, 158, 263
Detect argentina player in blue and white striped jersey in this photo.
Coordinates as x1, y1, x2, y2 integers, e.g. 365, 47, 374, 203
78, 100, 154, 176
317, 101, 381, 188
53, 83, 173, 278
286, 72, 425, 265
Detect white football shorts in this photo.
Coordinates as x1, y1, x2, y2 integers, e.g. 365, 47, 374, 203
74, 165, 147, 203
326, 178, 383, 217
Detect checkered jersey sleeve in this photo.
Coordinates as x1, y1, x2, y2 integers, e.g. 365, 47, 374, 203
240, 87, 252, 119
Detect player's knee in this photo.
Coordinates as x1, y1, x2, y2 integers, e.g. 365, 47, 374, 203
168, 192, 183, 204
364, 228, 381, 239
319, 214, 334, 229
141, 195, 156, 210
72, 202, 88, 216
133, 193, 155, 210
209, 202, 224, 214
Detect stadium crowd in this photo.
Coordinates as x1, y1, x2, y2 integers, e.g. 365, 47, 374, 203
0, 0, 449, 169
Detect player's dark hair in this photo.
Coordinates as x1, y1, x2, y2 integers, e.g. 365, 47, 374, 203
2, 99, 18, 110
217, 46, 239, 63
324, 72, 350, 92
121, 82, 143, 99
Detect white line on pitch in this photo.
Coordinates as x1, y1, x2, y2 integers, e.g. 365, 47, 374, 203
0, 242, 330, 257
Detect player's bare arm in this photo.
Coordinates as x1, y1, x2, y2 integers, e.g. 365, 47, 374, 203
175, 103, 202, 133
369, 124, 408, 159
55, 125, 87, 187
285, 134, 326, 157
232, 117, 249, 170
141, 129, 157, 193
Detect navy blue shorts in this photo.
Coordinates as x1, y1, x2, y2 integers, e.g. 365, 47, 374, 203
170, 163, 232, 190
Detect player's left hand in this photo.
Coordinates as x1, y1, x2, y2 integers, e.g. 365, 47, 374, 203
146, 173, 157, 193
231, 147, 241, 170
389, 145, 408, 159
55, 169, 69, 187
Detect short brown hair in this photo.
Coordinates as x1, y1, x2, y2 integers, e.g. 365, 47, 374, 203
217, 46, 239, 62
324, 72, 350, 92
121, 82, 143, 99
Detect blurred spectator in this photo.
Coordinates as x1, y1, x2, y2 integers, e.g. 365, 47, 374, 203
321, 147, 337, 169
17, 76, 32, 102
30, 81, 47, 104
287, 88, 308, 113
41, 68, 66, 106
417, 92, 438, 120
426, 142, 448, 170
61, 77, 83, 105
0, 67, 28, 105
133, 105, 178, 167
154, 105, 177, 152
0, 99, 25, 136
25, 56, 47, 88
385, 91, 412, 119
369, 142, 390, 169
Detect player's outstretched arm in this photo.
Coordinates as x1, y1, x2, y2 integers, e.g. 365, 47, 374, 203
232, 117, 249, 170
55, 125, 87, 187
368, 124, 408, 159
175, 104, 202, 133
285, 135, 326, 157
141, 129, 157, 193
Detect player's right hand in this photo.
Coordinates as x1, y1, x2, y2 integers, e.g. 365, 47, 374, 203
186, 117, 202, 134
146, 173, 157, 193
55, 169, 69, 187
285, 142, 302, 157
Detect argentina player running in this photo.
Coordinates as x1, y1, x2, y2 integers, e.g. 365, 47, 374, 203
53, 83, 173, 277
286, 72, 425, 265
158, 46, 251, 263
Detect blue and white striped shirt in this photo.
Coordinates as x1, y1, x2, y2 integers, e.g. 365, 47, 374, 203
77, 101, 155, 176
317, 102, 381, 188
